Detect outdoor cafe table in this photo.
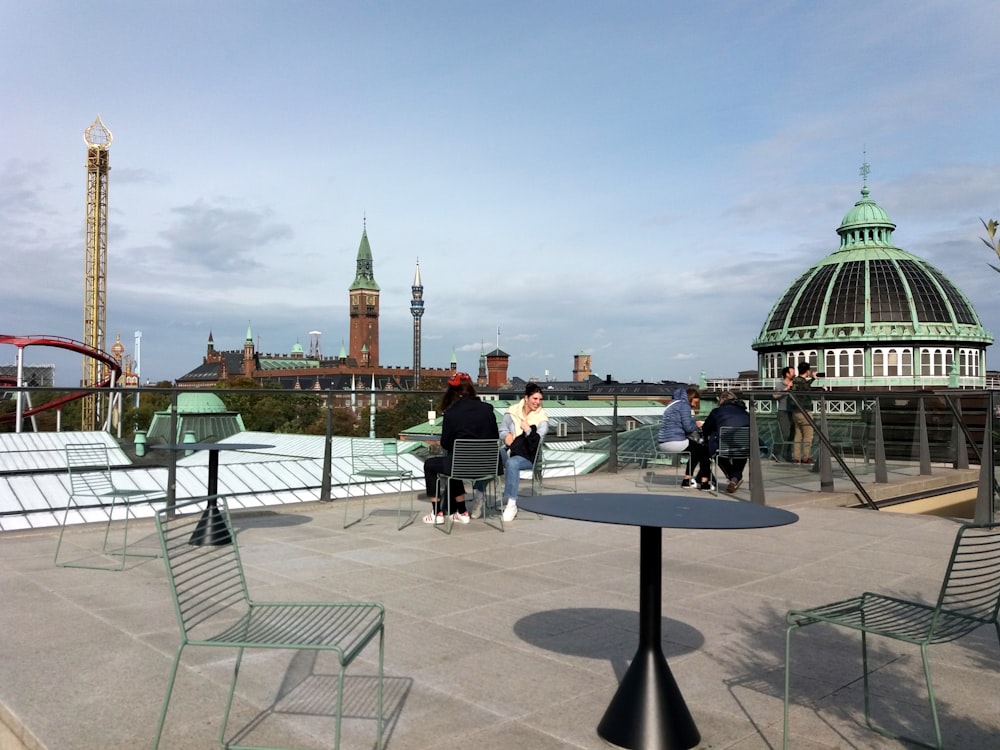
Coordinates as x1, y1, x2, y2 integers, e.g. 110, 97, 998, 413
518, 492, 798, 750
150, 442, 273, 545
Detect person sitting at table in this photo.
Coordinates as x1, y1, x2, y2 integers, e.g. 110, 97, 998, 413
422, 372, 499, 525
496, 382, 550, 523
657, 385, 714, 491
702, 390, 751, 494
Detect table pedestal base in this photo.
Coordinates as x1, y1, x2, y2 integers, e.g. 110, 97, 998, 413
598, 646, 699, 750
189, 501, 232, 546
597, 526, 700, 750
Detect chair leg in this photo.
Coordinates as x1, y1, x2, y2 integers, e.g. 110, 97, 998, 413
344, 482, 368, 529
397, 479, 416, 531
376, 626, 385, 749
151, 644, 186, 749
220, 645, 245, 747
783, 623, 796, 750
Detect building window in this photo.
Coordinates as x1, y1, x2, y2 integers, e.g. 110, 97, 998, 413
873, 348, 912, 377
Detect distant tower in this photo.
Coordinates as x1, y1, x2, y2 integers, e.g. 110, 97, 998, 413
485, 348, 510, 388
81, 115, 112, 430
308, 330, 322, 359
349, 221, 380, 366
477, 343, 487, 387
573, 351, 592, 382
242, 323, 255, 377
410, 259, 424, 383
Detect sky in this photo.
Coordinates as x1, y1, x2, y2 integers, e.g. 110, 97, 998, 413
3, 1, 999, 387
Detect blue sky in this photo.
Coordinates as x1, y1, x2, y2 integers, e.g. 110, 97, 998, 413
3, 1, 999, 386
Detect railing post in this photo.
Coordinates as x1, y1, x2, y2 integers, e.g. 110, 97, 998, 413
974, 413, 994, 524
873, 398, 888, 484
918, 397, 932, 476
818, 397, 834, 492
748, 400, 765, 505
952, 397, 969, 470
166, 389, 178, 516
320, 392, 333, 502
608, 395, 619, 473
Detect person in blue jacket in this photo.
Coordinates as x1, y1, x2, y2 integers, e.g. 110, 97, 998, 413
657, 385, 714, 490
701, 390, 751, 494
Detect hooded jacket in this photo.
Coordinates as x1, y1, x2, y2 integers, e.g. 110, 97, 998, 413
657, 387, 699, 444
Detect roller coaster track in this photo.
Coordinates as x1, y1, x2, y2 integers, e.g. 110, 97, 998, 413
0, 334, 122, 420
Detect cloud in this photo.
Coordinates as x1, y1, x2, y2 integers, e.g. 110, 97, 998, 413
157, 199, 293, 274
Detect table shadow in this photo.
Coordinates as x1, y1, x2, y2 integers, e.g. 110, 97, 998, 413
514, 607, 703, 682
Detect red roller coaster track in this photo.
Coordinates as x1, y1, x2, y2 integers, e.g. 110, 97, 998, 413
0, 334, 123, 420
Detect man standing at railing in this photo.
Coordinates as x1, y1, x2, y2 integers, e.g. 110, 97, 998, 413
773, 366, 796, 462
790, 362, 821, 464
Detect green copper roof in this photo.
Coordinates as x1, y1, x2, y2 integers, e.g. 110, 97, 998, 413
350, 228, 380, 291
754, 184, 992, 349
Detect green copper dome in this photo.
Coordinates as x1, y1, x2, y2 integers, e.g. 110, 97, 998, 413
838, 185, 893, 231
753, 177, 991, 387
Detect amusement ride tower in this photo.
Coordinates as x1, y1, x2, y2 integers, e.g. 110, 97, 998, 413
81, 115, 112, 430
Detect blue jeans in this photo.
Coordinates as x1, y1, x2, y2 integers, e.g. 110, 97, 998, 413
500, 452, 533, 501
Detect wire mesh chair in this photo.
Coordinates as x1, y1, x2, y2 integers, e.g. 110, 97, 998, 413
710, 425, 751, 496
55, 442, 164, 570
344, 438, 417, 530
436, 438, 502, 534
783, 522, 1000, 750
152, 496, 385, 750
530, 436, 577, 495
637, 428, 690, 491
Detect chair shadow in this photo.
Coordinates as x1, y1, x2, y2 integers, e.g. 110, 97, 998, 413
227, 649, 411, 749
513, 607, 704, 682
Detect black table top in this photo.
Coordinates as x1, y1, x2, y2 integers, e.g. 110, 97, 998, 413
150, 442, 273, 451
518, 492, 798, 530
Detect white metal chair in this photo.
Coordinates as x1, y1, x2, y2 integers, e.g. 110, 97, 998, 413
344, 438, 417, 530
436, 438, 502, 534
153, 496, 385, 750
55, 442, 164, 570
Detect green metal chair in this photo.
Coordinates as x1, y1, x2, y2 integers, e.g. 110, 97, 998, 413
55, 442, 164, 570
636, 428, 690, 491
783, 522, 1000, 750
530, 437, 577, 495
153, 496, 385, 750
344, 438, 417, 530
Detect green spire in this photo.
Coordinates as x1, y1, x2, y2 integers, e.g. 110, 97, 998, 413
350, 225, 381, 291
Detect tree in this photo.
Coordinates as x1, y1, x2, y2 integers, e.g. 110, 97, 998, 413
980, 218, 1000, 274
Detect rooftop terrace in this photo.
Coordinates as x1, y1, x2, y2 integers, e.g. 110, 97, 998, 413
3, 469, 1000, 750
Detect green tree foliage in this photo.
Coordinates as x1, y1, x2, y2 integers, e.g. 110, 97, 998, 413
980, 218, 1000, 274
217, 378, 325, 434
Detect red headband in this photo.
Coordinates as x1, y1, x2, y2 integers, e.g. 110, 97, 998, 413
448, 372, 472, 387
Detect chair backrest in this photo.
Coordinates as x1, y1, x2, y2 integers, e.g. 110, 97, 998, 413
65, 443, 114, 497
351, 438, 404, 475
448, 439, 501, 481
718, 426, 751, 458
932, 522, 1000, 639
155, 497, 250, 639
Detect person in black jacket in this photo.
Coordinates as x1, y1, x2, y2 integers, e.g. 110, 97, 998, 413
422, 373, 499, 525
701, 391, 751, 494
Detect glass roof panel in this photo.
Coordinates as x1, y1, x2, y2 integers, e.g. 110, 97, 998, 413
869, 259, 911, 322
825, 261, 865, 324
767, 270, 811, 331
925, 265, 978, 325
897, 260, 950, 322
788, 265, 835, 327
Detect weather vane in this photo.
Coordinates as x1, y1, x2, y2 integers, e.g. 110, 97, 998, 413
860, 150, 870, 187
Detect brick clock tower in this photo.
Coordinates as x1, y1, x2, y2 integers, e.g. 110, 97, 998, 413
349, 223, 380, 367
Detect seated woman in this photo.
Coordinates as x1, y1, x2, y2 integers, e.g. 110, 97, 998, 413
497, 383, 549, 522
422, 373, 499, 525
656, 385, 714, 490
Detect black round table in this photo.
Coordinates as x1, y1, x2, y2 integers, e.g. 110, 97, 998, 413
518, 492, 798, 750
151, 442, 273, 545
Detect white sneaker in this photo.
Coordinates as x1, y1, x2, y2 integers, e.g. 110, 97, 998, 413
468, 490, 485, 519
501, 499, 518, 523
451, 512, 471, 525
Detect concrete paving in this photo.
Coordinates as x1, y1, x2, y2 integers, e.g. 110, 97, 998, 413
2, 467, 999, 750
